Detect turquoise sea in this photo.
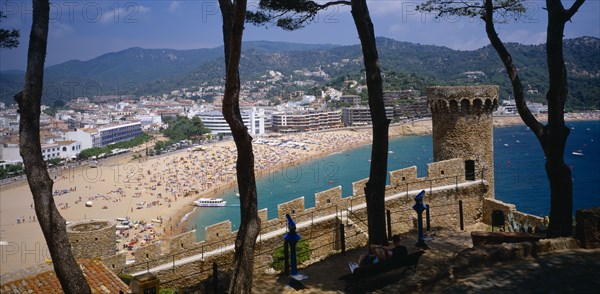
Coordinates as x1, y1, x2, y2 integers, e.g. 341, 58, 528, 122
188, 120, 600, 240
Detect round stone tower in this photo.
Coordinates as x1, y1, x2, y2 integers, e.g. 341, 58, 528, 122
427, 85, 499, 197
67, 219, 116, 259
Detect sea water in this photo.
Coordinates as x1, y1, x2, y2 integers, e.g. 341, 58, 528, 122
188, 120, 600, 240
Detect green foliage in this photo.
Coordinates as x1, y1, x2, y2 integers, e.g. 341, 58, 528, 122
0, 163, 24, 177
47, 158, 63, 166
159, 289, 177, 294
154, 140, 168, 151
79, 147, 106, 159
270, 239, 311, 271
246, 0, 346, 31
162, 116, 210, 142
0, 12, 20, 49
78, 133, 152, 159
1, 38, 598, 110
42, 107, 57, 117
416, 0, 526, 22
117, 274, 132, 285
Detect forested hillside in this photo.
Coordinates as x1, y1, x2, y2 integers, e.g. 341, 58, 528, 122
1, 37, 597, 110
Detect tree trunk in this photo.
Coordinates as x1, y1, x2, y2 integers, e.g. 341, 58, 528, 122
351, 0, 389, 244
218, 0, 261, 292
543, 0, 582, 237
484, 0, 583, 237
16, 0, 91, 293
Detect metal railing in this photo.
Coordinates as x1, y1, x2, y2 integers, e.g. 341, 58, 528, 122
125, 172, 483, 289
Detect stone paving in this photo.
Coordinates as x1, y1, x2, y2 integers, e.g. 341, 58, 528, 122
250, 225, 600, 293
423, 248, 600, 293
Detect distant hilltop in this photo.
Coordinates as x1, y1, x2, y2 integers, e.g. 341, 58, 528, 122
1, 37, 598, 110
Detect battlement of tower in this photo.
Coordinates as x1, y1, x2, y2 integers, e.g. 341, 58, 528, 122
427, 85, 499, 114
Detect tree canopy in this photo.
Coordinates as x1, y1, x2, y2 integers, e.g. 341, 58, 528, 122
162, 116, 210, 142
246, 0, 350, 30
0, 11, 20, 48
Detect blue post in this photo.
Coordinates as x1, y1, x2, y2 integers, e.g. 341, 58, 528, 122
284, 214, 306, 279
412, 190, 429, 249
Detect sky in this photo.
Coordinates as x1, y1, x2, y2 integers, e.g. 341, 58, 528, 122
0, 0, 598, 71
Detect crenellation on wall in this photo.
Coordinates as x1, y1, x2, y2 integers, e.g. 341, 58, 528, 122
101, 252, 127, 273
169, 230, 197, 254
260, 217, 286, 235
352, 178, 369, 197
389, 166, 417, 192
258, 208, 268, 224
427, 158, 465, 187
315, 186, 343, 209
205, 221, 234, 244
111, 162, 494, 282
134, 242, 162, 267
110, 175, 541, 290
277, 196, 305, 219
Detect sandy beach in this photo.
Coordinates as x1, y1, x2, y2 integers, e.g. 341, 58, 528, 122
1, 113, 598, 275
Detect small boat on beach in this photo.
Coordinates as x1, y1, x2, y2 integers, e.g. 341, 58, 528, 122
193, 198, 227, 207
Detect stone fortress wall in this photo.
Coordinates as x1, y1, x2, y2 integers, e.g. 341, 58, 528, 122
88, 85, 545, 288
100, 158, 542, 289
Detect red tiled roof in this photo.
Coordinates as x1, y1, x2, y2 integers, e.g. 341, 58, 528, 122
1, 259, 129, 294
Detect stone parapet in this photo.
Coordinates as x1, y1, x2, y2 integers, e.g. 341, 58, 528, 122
427, 85, 499, 114
483, 198, 545, 232
66, 219, 116, 259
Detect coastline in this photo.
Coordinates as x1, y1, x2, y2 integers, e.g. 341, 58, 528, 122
163, 112, 600, 237
1, 113, 598, 275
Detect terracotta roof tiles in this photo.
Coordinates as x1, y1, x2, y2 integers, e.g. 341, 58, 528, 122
0, 259, 129, 294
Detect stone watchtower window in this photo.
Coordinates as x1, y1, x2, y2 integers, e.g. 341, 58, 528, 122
465, 160, 475, 181
326, 199, 331, 204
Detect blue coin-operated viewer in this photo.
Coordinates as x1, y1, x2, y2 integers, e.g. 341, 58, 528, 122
413, 190, 429, 249
283, 214, 307, 280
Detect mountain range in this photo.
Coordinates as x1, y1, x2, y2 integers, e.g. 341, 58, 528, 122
1, 37, 598, 110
